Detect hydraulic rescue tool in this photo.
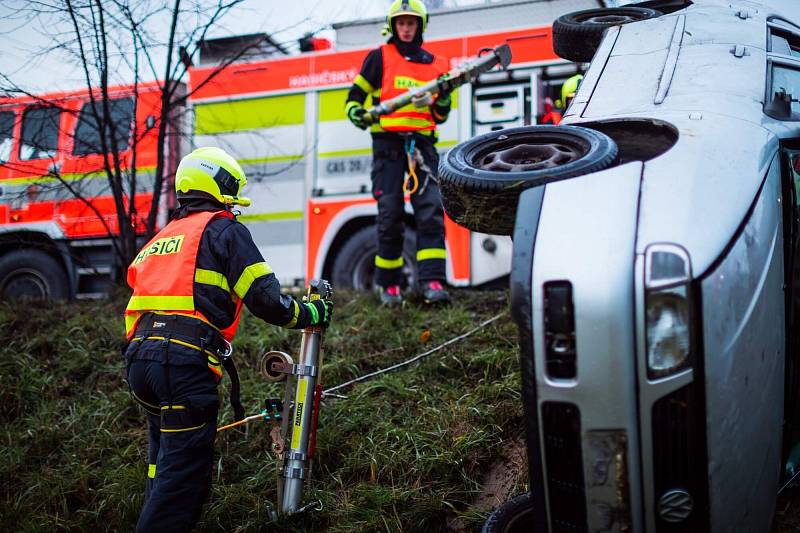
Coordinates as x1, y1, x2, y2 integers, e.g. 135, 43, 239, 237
363, 43, 512, 125
259, 278, 332, 516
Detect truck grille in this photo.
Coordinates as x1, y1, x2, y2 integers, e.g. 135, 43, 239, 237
652, 384, 707, 531
542, 401, 587, 532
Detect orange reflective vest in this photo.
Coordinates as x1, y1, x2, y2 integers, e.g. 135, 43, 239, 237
379, 44, 449, 132
124, 210, 243, 345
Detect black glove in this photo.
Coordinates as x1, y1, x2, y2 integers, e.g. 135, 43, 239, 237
347, 104, 368, 130
305, 298, 333, 327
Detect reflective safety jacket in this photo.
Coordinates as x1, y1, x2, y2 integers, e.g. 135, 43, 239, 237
379, 43, 449, 132
125, 210, 242, 341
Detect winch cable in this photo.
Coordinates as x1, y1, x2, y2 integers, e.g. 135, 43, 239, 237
216, 312, 505, 432
323, 312, 505, 396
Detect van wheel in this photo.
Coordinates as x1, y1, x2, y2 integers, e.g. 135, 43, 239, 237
0, 249, 69, 301
482, 492, 537, 533
331, 226, 417, 290
438, 125, 618, 235
553, 7, 662, 63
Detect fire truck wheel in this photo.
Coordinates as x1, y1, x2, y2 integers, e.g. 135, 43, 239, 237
0, 249, 69, 301
331, 225, 417, 290
438, 125, 618, 235
481, 492, 536, 533
553, 7, 662, 63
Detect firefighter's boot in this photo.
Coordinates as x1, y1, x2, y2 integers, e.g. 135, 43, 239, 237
421, 280, 450, 305
380, 285, 403, 307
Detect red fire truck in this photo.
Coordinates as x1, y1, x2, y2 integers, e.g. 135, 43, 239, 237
0, 0, 588, 300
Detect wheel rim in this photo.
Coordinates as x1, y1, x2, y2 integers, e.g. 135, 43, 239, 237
471, 134, 589, 173
1, 268, 50, 300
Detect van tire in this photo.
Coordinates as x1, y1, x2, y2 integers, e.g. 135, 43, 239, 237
482, 492, 537, 533
553, 7, 662, 63
331, 226, 418, 290
438, 125, 618, 235
0, 249, 69, 301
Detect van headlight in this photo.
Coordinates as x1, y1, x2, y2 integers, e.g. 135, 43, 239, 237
645, 245, 692, 379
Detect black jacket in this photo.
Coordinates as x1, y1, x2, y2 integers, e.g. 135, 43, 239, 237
174, 198, 314, 331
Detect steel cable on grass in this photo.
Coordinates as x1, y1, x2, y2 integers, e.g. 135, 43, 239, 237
323, 312, 506, 396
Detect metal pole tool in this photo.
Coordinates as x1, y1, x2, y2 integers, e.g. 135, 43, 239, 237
260, 278, 332, 516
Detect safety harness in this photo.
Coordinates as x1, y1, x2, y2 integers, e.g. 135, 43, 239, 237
130, 312, 245, 421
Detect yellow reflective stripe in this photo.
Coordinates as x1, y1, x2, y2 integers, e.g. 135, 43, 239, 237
417, 248, 447, 261
161, 405, 186, 410
381, 116, 436, 129
353, 74, 374, 94
125, 313, 140, 336
283, 300, 300, 329
345, 100, 361, 113
161, 423, 206, 433
375, 255, 404, 269
195, 269, 230, 292
127, 295, 194, 311
233, 262, 273, 299
148, 464, 156, 479
194, 93, 305, 134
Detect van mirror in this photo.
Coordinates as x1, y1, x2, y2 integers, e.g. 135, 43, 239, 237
765, 88, 795, 120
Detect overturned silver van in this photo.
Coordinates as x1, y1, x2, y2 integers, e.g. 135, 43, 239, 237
439, 0, 800, 531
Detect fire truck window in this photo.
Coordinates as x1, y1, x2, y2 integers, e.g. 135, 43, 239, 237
0, 111, 13, 163
73, 97, 135, 156
19, 107, 61, 161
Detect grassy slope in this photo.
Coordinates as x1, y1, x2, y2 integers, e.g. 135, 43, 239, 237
0, 289, 527, 532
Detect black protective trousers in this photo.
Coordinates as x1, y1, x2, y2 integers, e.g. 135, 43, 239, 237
371, 133, 446, 288
124, 339, 219, 533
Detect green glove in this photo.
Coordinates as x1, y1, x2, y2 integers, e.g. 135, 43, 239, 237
305, 298, 333, 327
347, 104, 368, 130
436, 74, 454, 104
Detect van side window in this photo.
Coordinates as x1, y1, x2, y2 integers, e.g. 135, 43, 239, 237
19, 107, 61, 160
73, 97, 135, 156
770, 29, 800, 58
0, 111, 13, 163
770, 65, 800, 118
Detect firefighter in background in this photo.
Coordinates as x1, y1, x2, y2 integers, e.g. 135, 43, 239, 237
345, 0, 453, 306
560, 73, 584, 114
540, 97, 562, 125
123, 147, 332, 533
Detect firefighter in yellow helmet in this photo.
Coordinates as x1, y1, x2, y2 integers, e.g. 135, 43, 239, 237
560, 73, 584, 112
345, 0, 452, 306
123, 147, 332, 532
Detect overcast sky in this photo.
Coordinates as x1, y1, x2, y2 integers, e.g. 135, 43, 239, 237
0, 0, 396, 93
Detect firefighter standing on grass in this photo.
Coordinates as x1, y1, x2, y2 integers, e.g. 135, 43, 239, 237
346, 0, 452, 306
123, 147, 332, 533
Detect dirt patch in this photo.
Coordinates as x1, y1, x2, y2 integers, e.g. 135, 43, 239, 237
447, 438, 527, 532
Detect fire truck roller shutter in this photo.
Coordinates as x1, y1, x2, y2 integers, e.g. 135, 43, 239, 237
0, 248, 69, 300
331, 225, 417, 290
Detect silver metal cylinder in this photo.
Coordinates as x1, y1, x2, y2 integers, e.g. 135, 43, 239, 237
279, 328, 320, 514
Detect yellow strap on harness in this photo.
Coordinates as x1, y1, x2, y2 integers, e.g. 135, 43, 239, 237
403, 150, 419, 195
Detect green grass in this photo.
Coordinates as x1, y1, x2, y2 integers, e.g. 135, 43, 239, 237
0, 289, 527, 532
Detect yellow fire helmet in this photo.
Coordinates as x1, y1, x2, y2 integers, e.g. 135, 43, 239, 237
386, 0, 429, 35
174, 147, 251, 207
561, 74, 584, 108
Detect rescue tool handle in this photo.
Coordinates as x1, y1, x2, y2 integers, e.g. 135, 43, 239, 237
364, 43, 513, 124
